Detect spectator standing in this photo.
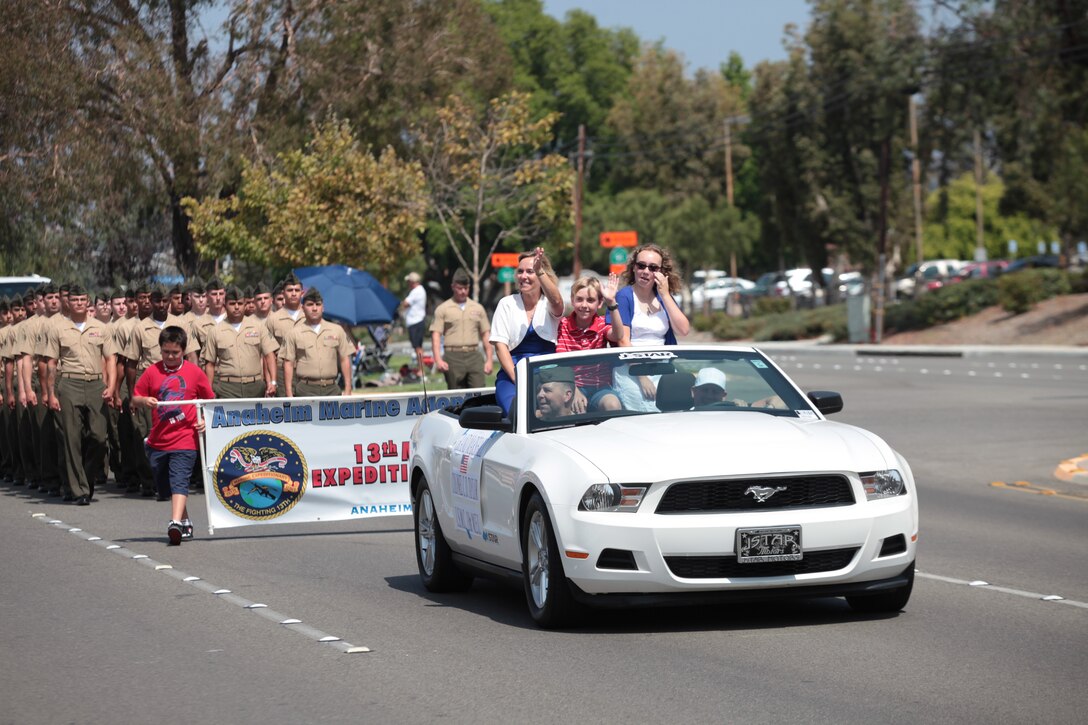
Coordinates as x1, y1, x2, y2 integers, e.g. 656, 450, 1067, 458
430, 268, 493, 390
132, 326, 214, 545
401, 271, 428, 377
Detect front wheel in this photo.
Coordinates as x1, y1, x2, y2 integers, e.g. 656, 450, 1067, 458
414, 479, 472, 592
846, 562, 914, 613
522, 492, 580, 628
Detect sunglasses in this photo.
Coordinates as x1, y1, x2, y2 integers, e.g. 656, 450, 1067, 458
635, 262, 662, 273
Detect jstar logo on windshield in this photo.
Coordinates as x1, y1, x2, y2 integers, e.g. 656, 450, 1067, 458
745, 485, 787, 502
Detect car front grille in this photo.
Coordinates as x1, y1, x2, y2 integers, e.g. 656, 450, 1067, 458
665, 547, 859, 579
656, 475, 855, 513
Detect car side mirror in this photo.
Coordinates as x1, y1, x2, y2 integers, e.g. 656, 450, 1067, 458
807, 390, 843, 415
459, 405, 510, 431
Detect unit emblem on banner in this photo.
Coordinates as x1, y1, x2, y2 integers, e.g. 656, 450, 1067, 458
214, 431, 307, 520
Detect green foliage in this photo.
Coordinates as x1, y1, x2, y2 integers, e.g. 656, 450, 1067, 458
705, 306, 847, 342
884, 278, 1000, 333
996, 269, 1072, 314
416, 91, 574, 292
923, 174, 1058, 261
751, 297, 792, 317
184, 118, 428, 276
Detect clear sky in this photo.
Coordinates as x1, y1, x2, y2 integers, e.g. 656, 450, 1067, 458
542, 0, 813, 72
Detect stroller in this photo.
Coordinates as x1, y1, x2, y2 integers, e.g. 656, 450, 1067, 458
351, 324, 394, 387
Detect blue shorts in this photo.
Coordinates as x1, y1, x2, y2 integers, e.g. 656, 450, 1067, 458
582, 386, 620, 410
147, 447, 198, 497
408, 322, 425, 348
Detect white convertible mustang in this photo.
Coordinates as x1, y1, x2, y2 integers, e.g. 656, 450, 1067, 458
409, 345, 917, 627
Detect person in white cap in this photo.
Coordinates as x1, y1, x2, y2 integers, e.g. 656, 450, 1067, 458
692, 367, 729, 407
401, 271, 427, 378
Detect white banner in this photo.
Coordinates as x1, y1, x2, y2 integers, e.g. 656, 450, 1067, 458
198, 388, 488, 532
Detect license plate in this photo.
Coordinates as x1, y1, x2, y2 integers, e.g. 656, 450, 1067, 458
736, 526, 802, 563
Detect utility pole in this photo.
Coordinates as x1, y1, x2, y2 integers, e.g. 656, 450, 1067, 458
973, 128, 986, 261
572, 124, 585, 277
909, 96, 924, 265
724, 118, 739, 316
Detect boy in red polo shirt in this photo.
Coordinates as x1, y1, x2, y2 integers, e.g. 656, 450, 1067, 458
555, 274, 627, 412
132, 325, 214, 545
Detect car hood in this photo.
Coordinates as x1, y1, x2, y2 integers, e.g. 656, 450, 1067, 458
541, 412, 893, 482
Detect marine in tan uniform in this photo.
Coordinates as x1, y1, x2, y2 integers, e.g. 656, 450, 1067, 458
430, 268, 494, 390
113, 281, 145, 491
188, 277, 221, 360
32, 284, 65, 496
41, 284, 114, 505
0, 298, 14, 482
123, 286, 199, 496
14, 290, 43, 488
282, 288, 354, 398
102, 288, 128, 487
267, 273, 304, 390
3, 295, 29, 485
203, 286, 278, 399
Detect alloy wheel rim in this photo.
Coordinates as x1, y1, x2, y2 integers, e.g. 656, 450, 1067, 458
527, 511, 548, 609
419, 490, 436, 576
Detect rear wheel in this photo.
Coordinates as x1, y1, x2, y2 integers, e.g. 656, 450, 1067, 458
522, 492, 580, 628
846, 562, 914, 613
414, 480, 472, 592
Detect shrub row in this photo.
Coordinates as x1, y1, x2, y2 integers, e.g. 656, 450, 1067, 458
696, 268, 1084, 342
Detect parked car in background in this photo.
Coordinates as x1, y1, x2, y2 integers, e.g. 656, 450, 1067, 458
1005, 255, 1060, 273
836, 271, 865, 296
0, 275, 51, 299
895, 259, 966, 298
691, 277, 755, 310
947, 260, 1008, 284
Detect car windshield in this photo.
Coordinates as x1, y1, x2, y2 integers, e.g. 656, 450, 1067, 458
526, 348, 814, 432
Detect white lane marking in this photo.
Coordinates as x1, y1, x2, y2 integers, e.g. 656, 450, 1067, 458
34, 514, 373, 654
917, 571, 1088, 609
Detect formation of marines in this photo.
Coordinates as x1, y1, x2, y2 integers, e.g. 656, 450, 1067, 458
0, 274, 355, 504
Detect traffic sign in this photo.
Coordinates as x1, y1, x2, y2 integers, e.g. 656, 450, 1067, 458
491, 252, 520, 268
600, 231, 638, 248
609, 248, 629, 265
497, 267, 515, 283
609, 263, 627, 275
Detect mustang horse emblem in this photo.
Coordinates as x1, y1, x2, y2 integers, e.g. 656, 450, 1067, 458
229, 446, 288, 474
745, 485, 787, 503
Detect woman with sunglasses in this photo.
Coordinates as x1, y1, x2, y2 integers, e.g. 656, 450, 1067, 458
489, 248, 565, 414
611, 243, 690, 411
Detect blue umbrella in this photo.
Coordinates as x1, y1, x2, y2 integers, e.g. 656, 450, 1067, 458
294, 265, 401, 325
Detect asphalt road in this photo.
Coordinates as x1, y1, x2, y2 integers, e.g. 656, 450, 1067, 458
2, 347, 1086, 724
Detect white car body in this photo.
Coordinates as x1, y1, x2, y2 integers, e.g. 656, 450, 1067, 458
690, 277, 755, 310
409, 345, 918, 626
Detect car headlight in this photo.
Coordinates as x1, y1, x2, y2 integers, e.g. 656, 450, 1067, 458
860, 470, 906, 500
578, 484, 647, 512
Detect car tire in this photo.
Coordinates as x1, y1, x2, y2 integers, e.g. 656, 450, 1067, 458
414, 479, 473, 593
846, 562, 914, 614
522, 492, 580, 628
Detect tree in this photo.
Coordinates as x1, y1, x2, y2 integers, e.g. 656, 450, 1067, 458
183, 119, 428, 275
923, 173, 1058, 260
416, 91, 573, 297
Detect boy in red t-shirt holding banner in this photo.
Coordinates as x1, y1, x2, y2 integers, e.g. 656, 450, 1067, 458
555, 274, 628, 413
132, 326, 214, 545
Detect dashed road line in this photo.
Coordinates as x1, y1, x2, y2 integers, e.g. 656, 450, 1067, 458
31, 513, 371, 655
917, 570, 1088, 610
